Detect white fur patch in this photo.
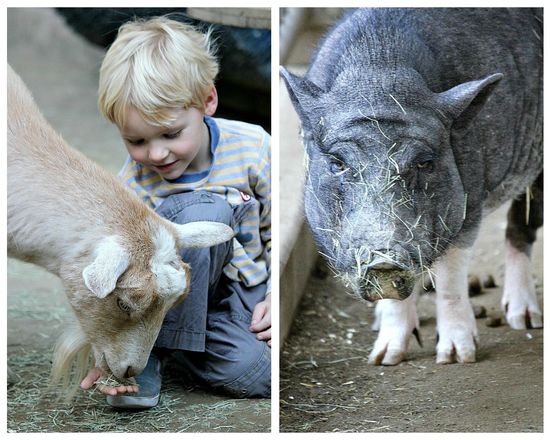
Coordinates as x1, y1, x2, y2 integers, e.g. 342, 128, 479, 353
83, 235, 129, 298
172, 221, 234, 249
150, 225, 187, 298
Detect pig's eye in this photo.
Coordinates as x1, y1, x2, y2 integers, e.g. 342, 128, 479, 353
329, 160, 348, 176
117, 298, 133, 314
416, 160, 433, 171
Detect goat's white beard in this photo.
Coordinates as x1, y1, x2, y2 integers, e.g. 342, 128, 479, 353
49, 320, 92, 402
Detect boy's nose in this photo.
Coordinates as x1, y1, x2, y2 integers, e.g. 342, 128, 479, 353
148, 141, 170, 163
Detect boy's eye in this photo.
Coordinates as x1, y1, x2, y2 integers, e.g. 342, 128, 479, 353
127, 138, 145, 146
164, 129, 183, 140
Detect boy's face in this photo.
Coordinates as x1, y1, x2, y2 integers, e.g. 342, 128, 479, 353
119, 88, 217, 180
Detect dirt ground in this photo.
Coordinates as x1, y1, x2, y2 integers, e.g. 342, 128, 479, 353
7, 8, 269, 433
280, 204, 543, 433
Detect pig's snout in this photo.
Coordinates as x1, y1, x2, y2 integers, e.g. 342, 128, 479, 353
359, 247, 415, 302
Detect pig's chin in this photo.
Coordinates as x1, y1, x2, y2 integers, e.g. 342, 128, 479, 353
342, 269, 416, 302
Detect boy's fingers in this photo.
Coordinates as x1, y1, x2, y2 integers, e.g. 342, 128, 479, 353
96, 384, 118, 396
115, 384, 139, 394
256, 328, 271, 341
250, 309, 271, 331
95, 383, 139, 396
251, 316, 270, 332
80, 367, 103, 390
250, 302, 267, 327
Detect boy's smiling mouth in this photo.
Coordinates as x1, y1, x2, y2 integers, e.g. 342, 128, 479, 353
153, 160, 179, 172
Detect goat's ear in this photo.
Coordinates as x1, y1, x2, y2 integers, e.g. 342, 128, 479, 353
173, 221, 235, 249
83, 236, 129, 298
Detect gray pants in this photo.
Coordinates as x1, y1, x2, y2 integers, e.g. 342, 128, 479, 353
154, 191, 271, 398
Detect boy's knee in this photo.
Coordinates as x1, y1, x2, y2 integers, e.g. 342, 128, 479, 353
157, 191, 234, 275
219, 342, 271, 398
156, 191, 234, 227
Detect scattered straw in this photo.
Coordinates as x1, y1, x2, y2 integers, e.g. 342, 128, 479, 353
8, 352, 270, 433
8, 323, 269, 433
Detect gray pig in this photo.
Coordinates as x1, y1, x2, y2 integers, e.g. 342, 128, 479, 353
281, 8, 542, 365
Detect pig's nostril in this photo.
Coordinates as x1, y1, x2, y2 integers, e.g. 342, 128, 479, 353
392, 277, 405, 289
124, 366, 136, 378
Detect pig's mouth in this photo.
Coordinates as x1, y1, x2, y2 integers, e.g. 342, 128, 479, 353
358, 268, 416, 302
339, 252, 418, 302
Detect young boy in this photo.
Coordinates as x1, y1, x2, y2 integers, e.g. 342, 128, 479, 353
79, 16, 271, 408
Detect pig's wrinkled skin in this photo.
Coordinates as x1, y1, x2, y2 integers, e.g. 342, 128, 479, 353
281, 8, 542, 365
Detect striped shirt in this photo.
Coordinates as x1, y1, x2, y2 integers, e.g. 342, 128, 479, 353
118, 116, 271, 293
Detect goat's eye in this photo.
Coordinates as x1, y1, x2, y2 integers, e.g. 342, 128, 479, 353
117, 298, 133, 313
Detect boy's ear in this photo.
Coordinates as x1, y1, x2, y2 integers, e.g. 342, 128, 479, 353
204, 86, 218, 116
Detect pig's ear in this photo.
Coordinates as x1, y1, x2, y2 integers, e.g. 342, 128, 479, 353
83, 236, 129, 298
280, 66, 324, 128
435, 73, 503, 128
173, 221, 234, 249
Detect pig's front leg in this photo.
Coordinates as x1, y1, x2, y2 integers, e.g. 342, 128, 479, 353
368, 290, 420, 365
433, 246, 478, 364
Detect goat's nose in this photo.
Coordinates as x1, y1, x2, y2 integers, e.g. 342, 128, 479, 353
124, 366, 136, 378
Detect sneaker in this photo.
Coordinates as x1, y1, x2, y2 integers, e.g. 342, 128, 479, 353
106, 352, 162, 409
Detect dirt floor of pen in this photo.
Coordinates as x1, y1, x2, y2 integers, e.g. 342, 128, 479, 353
280, 204, 543, 433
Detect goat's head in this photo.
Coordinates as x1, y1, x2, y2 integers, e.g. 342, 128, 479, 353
63, 218, 233, 382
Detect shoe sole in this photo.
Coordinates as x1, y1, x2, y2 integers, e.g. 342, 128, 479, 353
106, 394, 160, 409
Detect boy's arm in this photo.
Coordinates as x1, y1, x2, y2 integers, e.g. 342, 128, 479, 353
249, 130, 272, 345
255, 130, 271, 295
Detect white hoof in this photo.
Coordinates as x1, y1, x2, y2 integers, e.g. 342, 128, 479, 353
436, 322, 478, 364
368, 294, 420, 366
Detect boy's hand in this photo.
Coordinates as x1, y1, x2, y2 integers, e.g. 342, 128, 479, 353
80, 367, 139, 396
250, 293, 271, 346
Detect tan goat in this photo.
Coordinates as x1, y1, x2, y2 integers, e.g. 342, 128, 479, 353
7, 64, 234, 398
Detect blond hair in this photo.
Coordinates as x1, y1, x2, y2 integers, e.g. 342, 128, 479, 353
98, 16, 219, 127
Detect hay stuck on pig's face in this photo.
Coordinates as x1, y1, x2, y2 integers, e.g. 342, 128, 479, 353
294, 81, 472, 301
